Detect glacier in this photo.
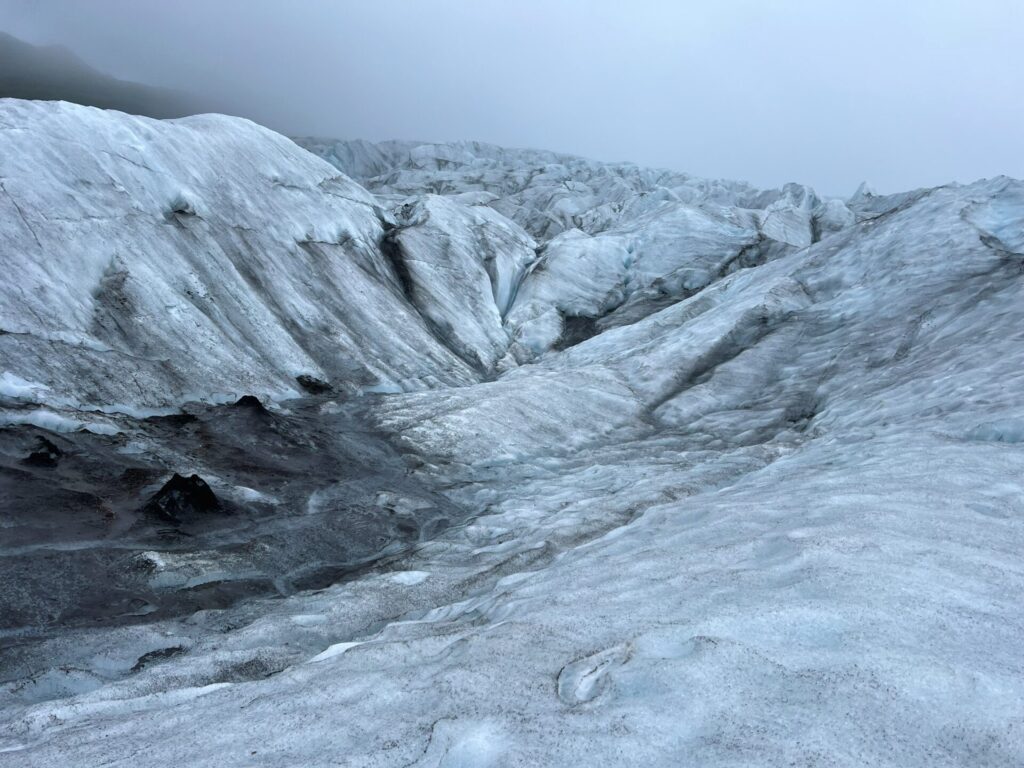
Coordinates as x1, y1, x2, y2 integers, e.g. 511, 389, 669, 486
1, 101, 1023, 766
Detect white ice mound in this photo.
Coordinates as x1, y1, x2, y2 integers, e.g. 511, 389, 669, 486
0, 100, 478, 408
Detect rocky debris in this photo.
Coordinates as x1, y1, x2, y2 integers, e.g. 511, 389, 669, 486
143, 473, 221, 523
131, 645, 185, 673
0, 395, 462, 642
232, 395, 269, 413
295, 375, 332, 394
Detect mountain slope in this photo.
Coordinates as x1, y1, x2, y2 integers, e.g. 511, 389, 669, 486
0, 32, 204, 119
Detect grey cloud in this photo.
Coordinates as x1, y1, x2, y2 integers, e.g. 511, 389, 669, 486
2, 0, 1021, 195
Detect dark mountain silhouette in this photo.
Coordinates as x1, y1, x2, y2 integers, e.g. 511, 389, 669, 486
0, 30, 205, 118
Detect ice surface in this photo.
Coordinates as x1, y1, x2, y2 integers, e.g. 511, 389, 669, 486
384, 194, 535, 371
0, 373, 47, 399
1, 103, 1023, 766
302, 138, 861, 360
0, 407, 119, 434
0, 101, 478, 410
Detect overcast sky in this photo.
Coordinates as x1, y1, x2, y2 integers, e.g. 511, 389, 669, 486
3, 0, 1021, 194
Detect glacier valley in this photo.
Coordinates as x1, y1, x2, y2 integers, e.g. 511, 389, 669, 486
0, 100, 1022, 766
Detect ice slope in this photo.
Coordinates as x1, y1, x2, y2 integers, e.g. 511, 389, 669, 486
300, 138, 859, 358
2, 109, 1024, 766
0, 100, 478, 411
384, 194, 536, 372
504, 202, 774, 358
373, 177, 1024, 468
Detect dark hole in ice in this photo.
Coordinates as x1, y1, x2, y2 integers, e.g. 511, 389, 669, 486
166, 193, 196, 217
553, 314, 600, 350
143, 473, 221, 523
380, 232, 415, 302
21, 435, 63, 467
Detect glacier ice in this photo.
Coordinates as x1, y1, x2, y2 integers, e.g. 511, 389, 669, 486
1, 101, 1023, 766
383, 194, 536, 371
0, 101, 477, 411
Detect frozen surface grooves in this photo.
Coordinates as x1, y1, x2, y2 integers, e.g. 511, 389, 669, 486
1, 104, 1024, 765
